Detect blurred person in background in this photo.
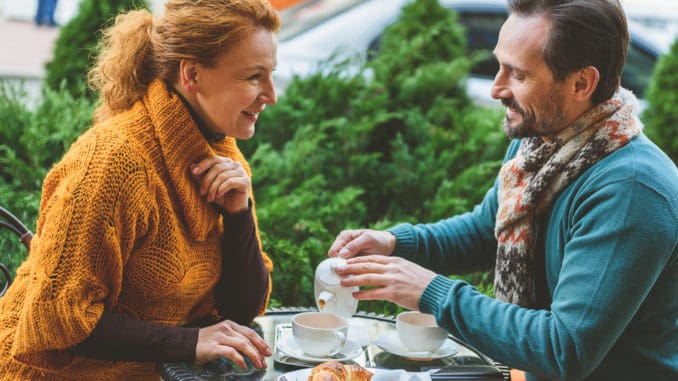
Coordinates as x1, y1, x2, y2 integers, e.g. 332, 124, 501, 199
329, 0, 678, 380
0, 0, 279, 379
34, 0, 58, 27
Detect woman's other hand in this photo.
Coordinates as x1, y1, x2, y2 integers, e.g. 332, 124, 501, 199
195, 319, 271, 368
191, 156, 250, 214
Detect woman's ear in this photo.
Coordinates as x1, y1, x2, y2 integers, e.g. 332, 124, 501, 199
178, 59, 199, 93
572, 65, 600, 102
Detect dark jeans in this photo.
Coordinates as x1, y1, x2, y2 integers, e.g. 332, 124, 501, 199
34, 0, 58, 26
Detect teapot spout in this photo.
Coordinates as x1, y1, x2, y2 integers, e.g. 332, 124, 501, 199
317, 290, 335, 310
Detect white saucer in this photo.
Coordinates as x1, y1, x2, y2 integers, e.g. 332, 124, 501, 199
276, 335, 363, 363
373, 331, 459, 360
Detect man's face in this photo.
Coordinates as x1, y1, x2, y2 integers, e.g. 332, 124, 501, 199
490, 14, 570, 139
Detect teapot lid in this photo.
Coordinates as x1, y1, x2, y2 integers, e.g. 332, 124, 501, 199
315, 257, 346, 286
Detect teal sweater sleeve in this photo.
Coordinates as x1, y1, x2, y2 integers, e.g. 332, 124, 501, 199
389, 136, 678, 380
388, 183, 499, 274
386, 142, 519, 274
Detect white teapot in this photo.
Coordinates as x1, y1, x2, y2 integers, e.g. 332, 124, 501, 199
313, 257, 358, 318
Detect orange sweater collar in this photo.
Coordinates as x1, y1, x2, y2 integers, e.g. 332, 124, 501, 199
143, 79, 242, 241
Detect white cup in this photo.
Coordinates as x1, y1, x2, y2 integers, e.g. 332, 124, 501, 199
396, 311, 447, 353
291, 311, 348, 357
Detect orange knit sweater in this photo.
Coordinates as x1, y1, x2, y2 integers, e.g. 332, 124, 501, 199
0, 79, 273, 380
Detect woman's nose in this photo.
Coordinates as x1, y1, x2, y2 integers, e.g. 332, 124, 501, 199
259, 78, 277, 105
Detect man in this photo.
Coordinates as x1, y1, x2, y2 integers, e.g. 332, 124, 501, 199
328, 1, 678, 380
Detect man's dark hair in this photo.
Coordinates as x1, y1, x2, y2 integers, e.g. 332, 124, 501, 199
508, 0, 629, 104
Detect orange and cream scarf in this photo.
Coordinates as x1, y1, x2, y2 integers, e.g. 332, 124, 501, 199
494, 88, 642, 306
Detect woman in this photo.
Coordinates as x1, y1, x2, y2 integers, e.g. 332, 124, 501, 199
0, 0, 279, 379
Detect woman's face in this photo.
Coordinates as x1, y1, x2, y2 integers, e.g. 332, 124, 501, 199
188, 27, 277, 140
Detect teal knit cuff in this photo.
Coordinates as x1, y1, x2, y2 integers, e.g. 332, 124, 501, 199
387, 223, 417, 259
419, 275, 456, 316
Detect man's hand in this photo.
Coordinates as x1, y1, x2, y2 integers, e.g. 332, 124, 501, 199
191, 156, 250, 214
195, 320, 271, 369
328, 229, 396, 259
335, 255, 437, 311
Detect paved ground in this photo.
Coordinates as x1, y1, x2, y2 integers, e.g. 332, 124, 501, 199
0, 18, 58, 106
0, 18, 59, 79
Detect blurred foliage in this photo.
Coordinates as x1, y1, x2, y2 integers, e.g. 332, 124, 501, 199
44, 0, 149, 99
0, 82, 94, 275
242, 0, 507, 314
1, 0, 514, 316
643, 37, 678, 163
2, 0, 675, 318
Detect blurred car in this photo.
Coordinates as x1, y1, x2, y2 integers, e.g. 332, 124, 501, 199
275, 0, 669, 108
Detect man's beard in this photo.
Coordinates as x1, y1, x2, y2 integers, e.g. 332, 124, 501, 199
501, 90, 568, 139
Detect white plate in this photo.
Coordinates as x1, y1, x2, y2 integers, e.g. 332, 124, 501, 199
277, 367, 370, 381
373, 331, 459, 360
277, 367, 432, 381
276, 334, 363, 363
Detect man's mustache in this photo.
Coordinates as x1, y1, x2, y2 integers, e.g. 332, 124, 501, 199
502, 98, 524, 115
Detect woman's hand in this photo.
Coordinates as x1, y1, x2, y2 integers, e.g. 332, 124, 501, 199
195, 320, 271, 369
191, 156, 250, 214
327, 229, 396, 259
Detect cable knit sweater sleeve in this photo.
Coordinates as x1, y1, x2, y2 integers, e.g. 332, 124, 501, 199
9, 128, 154, 369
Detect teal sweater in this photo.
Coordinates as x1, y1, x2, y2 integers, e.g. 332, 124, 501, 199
389, 135, 678, 381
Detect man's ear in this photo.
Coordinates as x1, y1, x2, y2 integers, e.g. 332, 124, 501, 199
572, 65, 600, 102
178, 59, 199, 93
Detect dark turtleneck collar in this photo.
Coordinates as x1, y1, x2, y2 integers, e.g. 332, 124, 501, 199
168, 84, 226, 143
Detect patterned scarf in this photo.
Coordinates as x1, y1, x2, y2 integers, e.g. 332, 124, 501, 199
494, 88, 643, 306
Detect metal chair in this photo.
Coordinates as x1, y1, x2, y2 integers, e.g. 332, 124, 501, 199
0, 206, 33, 297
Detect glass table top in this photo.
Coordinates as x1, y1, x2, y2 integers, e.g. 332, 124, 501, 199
160, 307, 509, 381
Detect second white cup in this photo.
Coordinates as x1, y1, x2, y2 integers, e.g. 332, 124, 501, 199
396, 311, 447, 353
292, 311, 348, 357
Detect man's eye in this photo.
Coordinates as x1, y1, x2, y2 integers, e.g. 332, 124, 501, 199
248, 74, 261, 82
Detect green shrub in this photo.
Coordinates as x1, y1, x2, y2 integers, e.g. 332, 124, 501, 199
2, 0, 508, 315
0, 81, 93, 274
244, 0, 507, 311
43, 0, 149, 99
643, 37, 678, 163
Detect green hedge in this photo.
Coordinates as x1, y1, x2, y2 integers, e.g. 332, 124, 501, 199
2, 0, 509, 315
243, 0, 507, 313
44, 0, 149, 99
0, 83, 94, 273
643, 37, 678, 163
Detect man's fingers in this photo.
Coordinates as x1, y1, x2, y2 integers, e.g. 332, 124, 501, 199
352, 286, 389, 301
346, 254, 394, 265
340, 271, 391, 289
328, 230, 362, 257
